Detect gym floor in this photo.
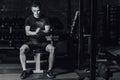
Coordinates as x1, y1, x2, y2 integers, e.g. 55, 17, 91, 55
0, 64, 80, 80
0, 64, 120, 80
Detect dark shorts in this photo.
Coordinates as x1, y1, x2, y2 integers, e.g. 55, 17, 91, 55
26, 40, 50, 51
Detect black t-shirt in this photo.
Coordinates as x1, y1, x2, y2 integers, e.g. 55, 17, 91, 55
25, 15, 50, 41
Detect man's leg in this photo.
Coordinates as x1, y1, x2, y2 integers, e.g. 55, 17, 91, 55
45, 44, 55, 78
19, 44, 29, 79
20, 44, 29, 71
46, 44, 55, 71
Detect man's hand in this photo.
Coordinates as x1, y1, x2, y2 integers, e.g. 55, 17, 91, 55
36, 28, 41, 34
45, 35, 52, 41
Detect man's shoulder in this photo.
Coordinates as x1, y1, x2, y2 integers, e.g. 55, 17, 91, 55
39, 14, 45, 18
40, 15, 49, 20
26, 15, 34, 20
40, 15, 50, 23
25, 15, 34, 25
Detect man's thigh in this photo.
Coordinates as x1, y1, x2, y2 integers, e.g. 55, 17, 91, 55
26, 40, 50, 50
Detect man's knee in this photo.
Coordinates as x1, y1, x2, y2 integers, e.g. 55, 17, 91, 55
46, 44, 55, 53
50, 46, 55, 51
20, 44, 29, 55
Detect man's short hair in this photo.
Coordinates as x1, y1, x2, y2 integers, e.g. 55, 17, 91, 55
32, 0, 41, 8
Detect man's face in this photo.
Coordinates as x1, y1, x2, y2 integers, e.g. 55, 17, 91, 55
32, 6, 40, 18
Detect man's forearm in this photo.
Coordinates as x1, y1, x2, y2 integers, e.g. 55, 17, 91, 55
26, 28, 40, 36
41, 30, 49, 33
38, 30, 50, 37
26, 31, 37, 36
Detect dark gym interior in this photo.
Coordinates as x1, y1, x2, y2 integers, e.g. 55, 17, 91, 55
0, 0, 120, 80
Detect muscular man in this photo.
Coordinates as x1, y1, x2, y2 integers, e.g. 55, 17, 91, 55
19, 1, 55, 79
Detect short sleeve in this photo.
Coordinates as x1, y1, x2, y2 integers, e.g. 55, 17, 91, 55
25, 17, 30, 26
45, 18, 50, 25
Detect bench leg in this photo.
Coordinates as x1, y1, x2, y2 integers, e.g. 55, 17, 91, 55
34, 53, 43, 73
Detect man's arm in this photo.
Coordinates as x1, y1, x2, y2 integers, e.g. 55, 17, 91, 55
25, 25, 40, 36
41, 25, 50, 33
36, 24, 51, 37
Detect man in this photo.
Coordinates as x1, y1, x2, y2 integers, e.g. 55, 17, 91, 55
19, 1, 55, 79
